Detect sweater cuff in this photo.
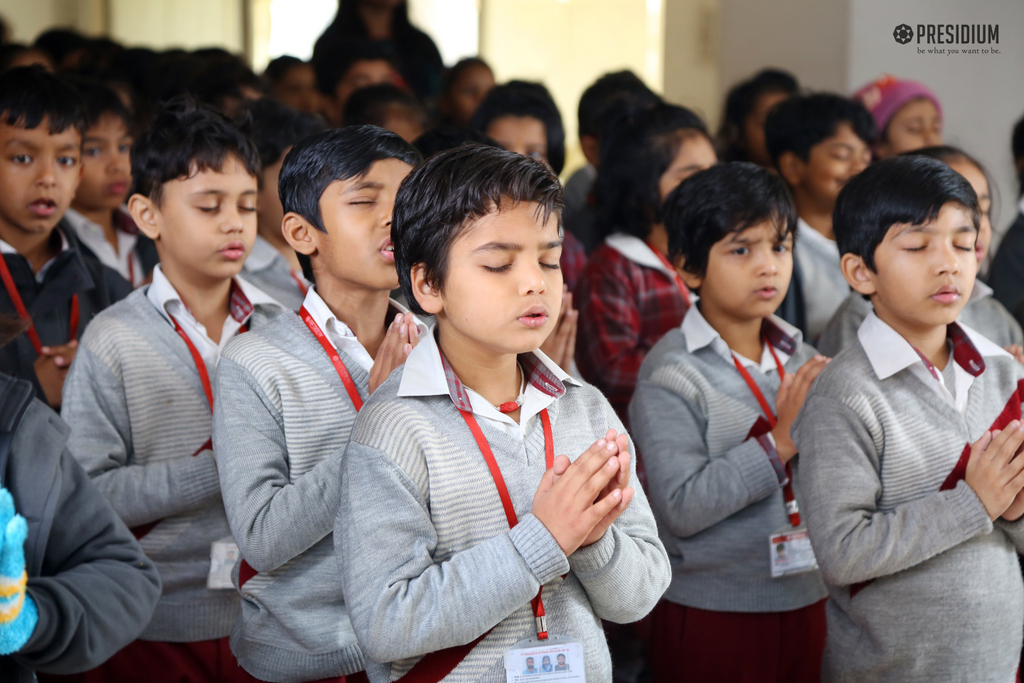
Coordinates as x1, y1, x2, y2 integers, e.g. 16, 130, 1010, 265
569, 527, 616, 574
949, 480, 994, 538
510, 514, 569, 585
180, 451, 222, 510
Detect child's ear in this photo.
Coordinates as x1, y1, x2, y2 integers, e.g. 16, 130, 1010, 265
841, 253, 877, 296
777, 151, 805, 188
410, 263, 444, 316
674, 256, 702, 291
282, 213, 317, 257
128, 194, 160, 241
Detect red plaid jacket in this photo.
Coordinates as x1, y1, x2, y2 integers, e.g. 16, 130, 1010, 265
560, 230, 586, 293
574, 242, 691, 426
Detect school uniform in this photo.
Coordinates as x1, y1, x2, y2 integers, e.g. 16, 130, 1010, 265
817, 280, 1024, 357
793, 312, 1024, 682
58, 266, 284, 682
240, 235, 309, 311
334, 327, 671, 683
988, 197, 1024, 324
213, 287, 423, 683
630, 306, 827, 682
0, 223, 131, 402
575, 232, 691, 426
793, 218, 849, 342
64, 207, 158, 287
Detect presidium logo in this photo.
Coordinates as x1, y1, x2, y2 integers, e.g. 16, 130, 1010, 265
893, 23, 1000, 46
893, 24, 913, 44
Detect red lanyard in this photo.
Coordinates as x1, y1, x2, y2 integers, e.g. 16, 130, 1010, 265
298, 306, 363, 411
647, 243, 692, 307
731, 336, 801, 527
291, 272, 309, 296
0, 252, 79, 355
170, 316, 249, 412
459, 407, 555, 640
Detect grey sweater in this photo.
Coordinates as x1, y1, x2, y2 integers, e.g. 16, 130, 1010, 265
792, 333, 1024, 682
212, 311, 365, 682
335, 368, 671, 683
61, 288, 282, 642
818, 287, 1023, 357
629, 325, 826, 612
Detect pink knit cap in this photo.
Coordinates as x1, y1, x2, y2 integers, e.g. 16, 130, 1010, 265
853, 74, 943, 134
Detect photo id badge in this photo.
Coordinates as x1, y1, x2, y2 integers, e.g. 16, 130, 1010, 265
769, 526, 818, 578
504, 636, 586, 683
208, 537, 239, 590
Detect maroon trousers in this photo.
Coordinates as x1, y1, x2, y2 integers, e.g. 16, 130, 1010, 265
648, 599, 827, 683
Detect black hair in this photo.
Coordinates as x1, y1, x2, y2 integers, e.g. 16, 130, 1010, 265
65, 76, 134, 133
664, 162, 797, 278
0, 44, 52, 73
1012, 112, 1024, 195
903, 145, 996, 223
247, 98, 325, 170
130, 95, 261, 205
342, 83, 425, 128
264, 55, 307, 85
469, 80, 566, 174
189, 58, 265, 114
577, 70, 659, 139
392, 145, 563, 316
328, 0, 417, 39
718, 68, 799, 162
594, 102, 711, 240
0, 65, 85, 134
441, 57, 492, 95
413, 126, 498, 158
278, 125, 421, 282
833, 155, 979, 271
311, 39, 393, 96
764, 93, 875, 168
33, 28, 87, 67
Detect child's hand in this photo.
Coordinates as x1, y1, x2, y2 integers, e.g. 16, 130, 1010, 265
580, 430, 634, 548
369, 313, 419, 394
1001, 488, 1024, 522
531, 436, 626, 556
33, 340, 78, 408
0, 488, 37, 655
1005, 345, 1024, 365
966, 423, 1024, 520
771, 355, 829, 462
539, 286, 578, 374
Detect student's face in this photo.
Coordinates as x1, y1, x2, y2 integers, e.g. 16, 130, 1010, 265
487, 116, 548, 164
876, 98, 942, 159
783, 123, 871, 212
332, 59, 395, 119
743, 90, 790, 168
272, 63, 320, 116
0, 118, 81, 241
658, 133, 718, 203
308, 158, 412, 292
946, 157, 991, 263
414, 202, 562, 358
846, 202, 977, 335
257, 152, 287, 242
443, 63, 495, 128
74, 115, 132, 213
679, 221, 793, 325
133, 155, 258, 286
382, 107, 425, 143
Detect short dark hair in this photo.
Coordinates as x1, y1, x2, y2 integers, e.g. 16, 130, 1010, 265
392, 145, 563, 316
470, 80, 566, 174
65, 76, 134, 133
131, 95, 261, 205
577, 70, 659, 139
311, 40, 393, 96
833, 155, 979, 271
665, 162, 797, 278
441, 57, 492, 95
189, 58, 265, 113
764, 93, 875, 167
903, 145, 996, 222
0, 66, 85, 134
412, 126, 498, 158
594, 102, 711, 240
247, 98, 325, 170
342, 83, 425, 129
279, 125, 421, 281
718, 68, 799, 162
33, 28, 87, 67
1012, 112, 1024, 195
263, 55, 307, 85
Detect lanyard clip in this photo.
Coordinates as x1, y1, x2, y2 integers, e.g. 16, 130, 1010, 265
535, 614, 549, 640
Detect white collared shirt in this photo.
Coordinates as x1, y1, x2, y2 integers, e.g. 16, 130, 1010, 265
680, 304, 800, 374
300, 286, 426, 373
857, 311, 1008, 413
64, 207, 142, 286
398, 324, 580, 439
604, 232, 678, 281
795, 217, 850, 340
147, 264, 282, 373
0, 229, 70, 284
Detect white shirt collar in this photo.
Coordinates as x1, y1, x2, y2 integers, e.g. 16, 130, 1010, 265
64, 206, 142, 285
604, 232, 676, 279
0, 228, 70, 283
796, 217, 837, 249
681, 303, 802, 373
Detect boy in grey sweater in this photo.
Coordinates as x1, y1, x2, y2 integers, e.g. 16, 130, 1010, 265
630, 163, 829, 682
335, 146, 670, 682
212, 126, 422, 682
793, 155, 1024, 682
60, 98, 284, 680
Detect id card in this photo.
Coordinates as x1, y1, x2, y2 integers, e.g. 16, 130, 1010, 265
769, 527, 818, 578
504, 637, 585, 682
207, 537, 239, 590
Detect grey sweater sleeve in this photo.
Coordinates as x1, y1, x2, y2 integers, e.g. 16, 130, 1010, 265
61, 344, 221, 527
793, 393, 994, 586
213, 357, 341, 572
335, 441, 569, 664
630, 376, 782, 539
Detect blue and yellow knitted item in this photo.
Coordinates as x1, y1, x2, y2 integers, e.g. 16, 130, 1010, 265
0, 488, 36, 655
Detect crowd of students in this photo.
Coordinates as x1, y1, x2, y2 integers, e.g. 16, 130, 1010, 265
1, 18, 1024, 683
